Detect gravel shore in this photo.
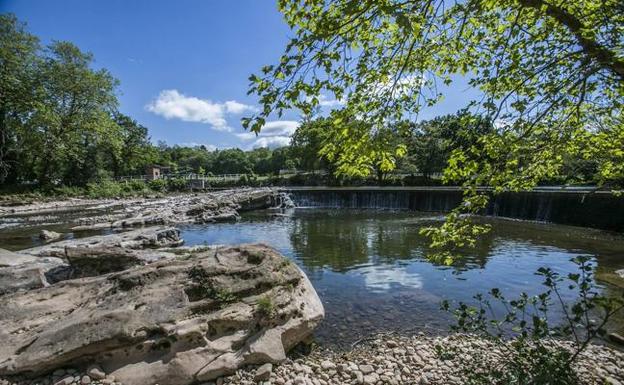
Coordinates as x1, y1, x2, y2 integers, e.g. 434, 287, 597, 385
3, 334, 622, 385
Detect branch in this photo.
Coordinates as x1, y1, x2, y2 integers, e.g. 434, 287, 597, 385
517, 0, 624, 81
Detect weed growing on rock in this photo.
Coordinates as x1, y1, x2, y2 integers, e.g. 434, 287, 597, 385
257, 296, 275, 317
186, 266, 237, 308
441, 256, 624, 385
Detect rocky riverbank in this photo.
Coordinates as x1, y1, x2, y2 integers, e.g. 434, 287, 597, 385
0, 188, 290, 233
2, 333, 623, 385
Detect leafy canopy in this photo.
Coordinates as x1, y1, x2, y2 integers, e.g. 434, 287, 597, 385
246, 0, 624, 258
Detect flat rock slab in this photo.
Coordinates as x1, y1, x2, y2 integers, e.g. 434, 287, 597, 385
0, 244, 324, 385
19, 226, 183, 259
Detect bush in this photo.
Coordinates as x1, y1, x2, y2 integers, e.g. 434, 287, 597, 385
148, 178, 168, 192
166, 178, 188, 191
86, 180, 124, 198
441, 256, 624, 385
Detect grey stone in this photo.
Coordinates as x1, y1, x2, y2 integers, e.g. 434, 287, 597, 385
254, 363, 273, 382
0, 244, 324, 385
39, 230, 62, 241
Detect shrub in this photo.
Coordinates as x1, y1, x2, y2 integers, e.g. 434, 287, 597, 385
86, 180, 124, 198
166, 178, 188, 191
441, 256, 624, 385
148, 178, 168, 192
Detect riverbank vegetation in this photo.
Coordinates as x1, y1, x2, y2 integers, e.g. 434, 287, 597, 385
1, 14, 620, 199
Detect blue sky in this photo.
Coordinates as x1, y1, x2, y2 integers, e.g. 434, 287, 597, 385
2, 0, 477, 150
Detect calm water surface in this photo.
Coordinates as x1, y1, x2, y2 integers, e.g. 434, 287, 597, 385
179, 209, 624, 346
2, 207, 623, 347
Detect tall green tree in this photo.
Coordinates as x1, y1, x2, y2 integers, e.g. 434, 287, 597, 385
0, 14, 40, 183
246, 0, 623, 257
26, 41, 120, 185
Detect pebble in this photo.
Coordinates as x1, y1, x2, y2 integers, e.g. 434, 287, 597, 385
1, 334, 622, 385
254, 363, 272, 382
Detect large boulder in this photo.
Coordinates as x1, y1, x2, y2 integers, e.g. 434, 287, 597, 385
0, 244, 324, 385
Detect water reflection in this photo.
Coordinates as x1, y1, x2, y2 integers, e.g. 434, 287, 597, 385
178, 209, 624, 347
359, 264, 424, 292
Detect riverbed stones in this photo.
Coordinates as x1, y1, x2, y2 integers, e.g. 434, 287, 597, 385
0, 244, 324, 385
212, 334, 624, 385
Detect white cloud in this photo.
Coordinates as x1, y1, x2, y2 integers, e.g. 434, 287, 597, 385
224, 100, 256, 114
317, 94, 346, 108
252, 136, 292, 149
178, 142, 217, 151
146, 89, 256, 132
234, 120, 300, 149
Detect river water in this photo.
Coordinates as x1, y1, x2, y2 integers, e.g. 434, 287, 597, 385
179, 208, 624, 347
2, 206, 623, 347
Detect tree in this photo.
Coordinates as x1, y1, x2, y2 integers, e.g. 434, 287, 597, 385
402, 111, 493, 179
111, 113, 154, 176
24, 41, 119, 185
246, 0, 623, 257
0, 14, 40, 183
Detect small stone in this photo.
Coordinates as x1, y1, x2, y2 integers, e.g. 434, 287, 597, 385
80, 375, 91, 384
87, 366, 106, 380
254, 363, 273, 382
363, 373, 379, 385
53, 377, 73, 385
39, 230, 62, 241
359, 365, 374, 375
320, 360, 336, 370
608, 333, 624, 345
386, 340, 398, 348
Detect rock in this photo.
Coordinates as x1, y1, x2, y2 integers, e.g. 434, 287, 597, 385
616, 269, 624, 279
64, 245, 176, 278
21, 226, 183, 259
363, 373, 379, 385
0, 248, 39, 267
254, 363, 273, 382
0, 256, 67, 295
87, 366, 105, 380
608, 333, 624, 345
359, 365, 374, 375
0, 244, 324, 385
80, 375, 91, 384
39, 230, 62, 242
53, 377, 74, 385
320, 360, 335, 370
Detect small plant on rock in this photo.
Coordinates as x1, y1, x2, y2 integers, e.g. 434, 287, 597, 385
257, 296, 275, 317
186, 266, 237, 308
441, 256, 624, 385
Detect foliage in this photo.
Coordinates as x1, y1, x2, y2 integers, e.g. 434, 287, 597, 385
257, 296, 275, 317
0, 15, 155, 187
246, 0, 624, 256
441, 256, 624, 384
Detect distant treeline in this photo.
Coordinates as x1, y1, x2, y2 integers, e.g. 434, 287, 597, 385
0, 15, 605, 194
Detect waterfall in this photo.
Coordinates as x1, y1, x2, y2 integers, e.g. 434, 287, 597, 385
281, 188, 624, 232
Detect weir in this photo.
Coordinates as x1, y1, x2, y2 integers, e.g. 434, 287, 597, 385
279, 186, 624, 232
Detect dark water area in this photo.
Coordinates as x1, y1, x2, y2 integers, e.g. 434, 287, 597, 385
179, 209, 624, 347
